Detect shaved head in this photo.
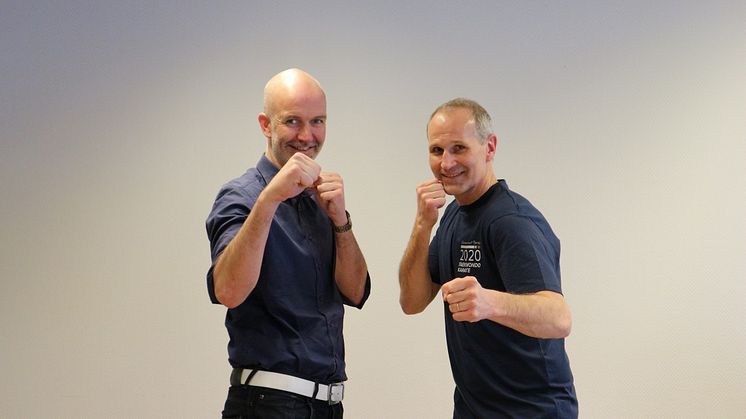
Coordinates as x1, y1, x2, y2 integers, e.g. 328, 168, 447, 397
258, 68, 328, 168
263, 68, 325, 117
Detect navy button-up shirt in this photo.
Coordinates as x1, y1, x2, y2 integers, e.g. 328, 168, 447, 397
206, 155, 370, 384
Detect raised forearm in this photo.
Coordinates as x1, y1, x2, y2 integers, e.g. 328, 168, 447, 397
398, 222, 439, 314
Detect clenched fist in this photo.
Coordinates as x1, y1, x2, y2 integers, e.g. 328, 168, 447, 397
415, 178, 446, 228
441, 276, 495, 323
314, 172, 347, 227
265, 153, 321, 203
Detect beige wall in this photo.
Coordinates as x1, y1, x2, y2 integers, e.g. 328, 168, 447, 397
2, 2, 745, 417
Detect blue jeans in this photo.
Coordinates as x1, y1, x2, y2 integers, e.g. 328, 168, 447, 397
222, 385, 344, 419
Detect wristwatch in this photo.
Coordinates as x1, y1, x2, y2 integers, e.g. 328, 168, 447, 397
333, 211, 352, 233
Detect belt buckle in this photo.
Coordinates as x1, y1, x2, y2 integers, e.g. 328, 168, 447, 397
328, 383, 344, 405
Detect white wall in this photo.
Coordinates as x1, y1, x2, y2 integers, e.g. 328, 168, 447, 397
2, 1, 745, 417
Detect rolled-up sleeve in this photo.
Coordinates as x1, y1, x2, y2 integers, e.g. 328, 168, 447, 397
205, 184, 251, 304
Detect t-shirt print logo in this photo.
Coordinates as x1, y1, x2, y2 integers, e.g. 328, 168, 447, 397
457, 241, 482, 274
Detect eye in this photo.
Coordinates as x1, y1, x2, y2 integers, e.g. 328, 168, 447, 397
430, 146, 443, 155
284, 118, 300, 126
452, 144, 466, 153
310, 118, 326, 126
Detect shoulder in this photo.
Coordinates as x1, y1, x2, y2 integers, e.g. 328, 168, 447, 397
206, 168, 265, 229
214, 168, 264, 205
490, 182, 550, 223
485, 186, 555, 242
490, 214, 538, 239
442, 199, 459, 218
488, 208, 559, 255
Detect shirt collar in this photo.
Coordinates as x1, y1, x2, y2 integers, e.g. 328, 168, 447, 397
460, 180, 507, 211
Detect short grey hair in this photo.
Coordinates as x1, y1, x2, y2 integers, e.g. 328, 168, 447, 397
428, 98, 493, 142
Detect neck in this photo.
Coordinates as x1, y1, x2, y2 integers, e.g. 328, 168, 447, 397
455, 173, 497, 206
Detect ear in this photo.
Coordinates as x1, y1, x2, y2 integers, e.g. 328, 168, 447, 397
485, 134, 498, 162
258, 112, 272, 139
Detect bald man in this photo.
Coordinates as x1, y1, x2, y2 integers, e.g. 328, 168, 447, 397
206, 68, 370, 418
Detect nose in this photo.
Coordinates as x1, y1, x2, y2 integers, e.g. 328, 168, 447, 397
441, 151, 456, 171
297, 122, 313, 142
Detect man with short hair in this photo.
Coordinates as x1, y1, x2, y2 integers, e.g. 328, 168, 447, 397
399, 98, 578, 418
206, 68, 370, 418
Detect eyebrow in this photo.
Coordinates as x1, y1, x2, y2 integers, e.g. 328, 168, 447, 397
276, 114, 327, 121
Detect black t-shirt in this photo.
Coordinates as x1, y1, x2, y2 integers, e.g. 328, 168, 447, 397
429, 180, 578, 418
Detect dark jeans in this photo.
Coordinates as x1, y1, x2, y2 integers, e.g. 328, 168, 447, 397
222, 385, 344, 419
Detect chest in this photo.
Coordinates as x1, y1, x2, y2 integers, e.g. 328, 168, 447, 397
438, 212, 504, 291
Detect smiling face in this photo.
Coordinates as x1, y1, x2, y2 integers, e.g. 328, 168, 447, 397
427, 107, 497, 205
259, 69, 327, 168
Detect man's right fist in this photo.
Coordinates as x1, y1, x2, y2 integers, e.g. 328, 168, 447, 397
415, 178, 446, 227
266, 153, 321, 202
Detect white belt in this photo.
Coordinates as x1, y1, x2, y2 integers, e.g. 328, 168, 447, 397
237, 369, 344, 404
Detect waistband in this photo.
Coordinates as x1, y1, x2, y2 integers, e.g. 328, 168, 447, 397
230, 368, 344, 405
